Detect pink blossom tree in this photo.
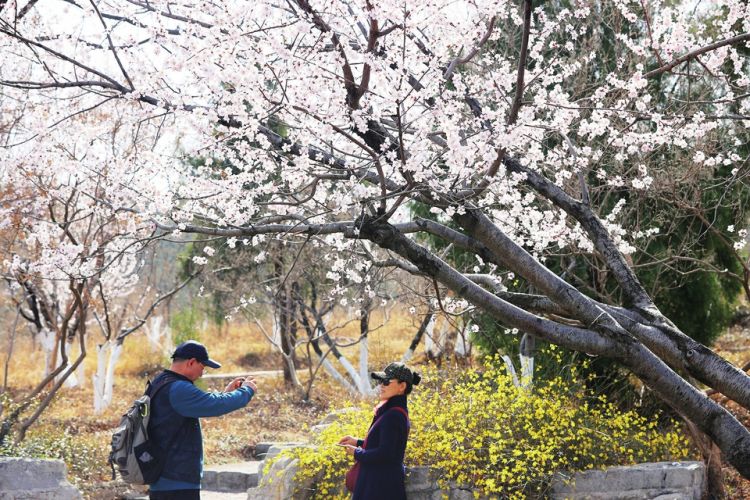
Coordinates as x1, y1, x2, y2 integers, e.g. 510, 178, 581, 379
2, 0, 750, 477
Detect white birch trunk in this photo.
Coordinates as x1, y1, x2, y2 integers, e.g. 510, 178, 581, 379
318, 355, 358, 394
147, 315, 171, 352
358, 336, 374, 395
271, 315, 281, 345
93, 341, 124, 414
334, 352, 364, 392
519, 354, 534, 389
423, 316, 438, 357
63, 342, 84, 388
455, 328, 471, 357
39, 328, 56, 377
501, 354, 521, 388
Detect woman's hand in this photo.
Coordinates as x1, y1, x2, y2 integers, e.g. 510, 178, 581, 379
339, 444, 358, 456
338, 435, 358, 446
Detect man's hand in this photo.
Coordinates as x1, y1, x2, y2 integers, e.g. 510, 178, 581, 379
241, 377, 258, 392
224, 377, 245, 392
224, 376, 258, 392
338, 435, 358, 447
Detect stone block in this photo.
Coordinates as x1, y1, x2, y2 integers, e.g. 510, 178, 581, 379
254, 442, 275, 455
403, 491, 435, 500
246, 471, 259, 488
201, 469, 217, 488
319, 408, 357, 426
652, 493, 692, 500
551, 469, 606, 494
550, 462, 704, 500
406, 466, 439, 492
216, 471, 250, 491
663, 467, 697, 489
448, 488, 475, 500
309, 424, 330, 434
0, 458, 81, 500
0, 487, 81, 500
603, 467, 646, 491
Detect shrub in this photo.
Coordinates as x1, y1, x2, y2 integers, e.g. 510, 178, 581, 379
273, 352, 690, 499
0, 429, 104, 486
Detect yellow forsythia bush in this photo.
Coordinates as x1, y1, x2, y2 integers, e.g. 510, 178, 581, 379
272, 352, 690, 499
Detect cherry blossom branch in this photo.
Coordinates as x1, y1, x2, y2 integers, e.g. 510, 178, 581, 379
355, 0, 378, 106
16, 0, 39, 19
87, 0, 134, 90
443, 16, 497, 79
122, 0, 213, 29
0, 21, 128, 92
506, 2, 531, 126
640, 0, 665, 68
294, 0, 359, 107
501, 156, 655, 311
644, 33, 750, 79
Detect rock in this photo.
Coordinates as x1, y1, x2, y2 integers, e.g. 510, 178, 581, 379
0, 458, 81, 500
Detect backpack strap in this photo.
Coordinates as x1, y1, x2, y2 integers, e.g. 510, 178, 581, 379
144, 372, 190, 459
145, 371, 183, 399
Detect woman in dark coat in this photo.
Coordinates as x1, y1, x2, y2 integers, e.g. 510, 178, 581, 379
339, 362, 421, 500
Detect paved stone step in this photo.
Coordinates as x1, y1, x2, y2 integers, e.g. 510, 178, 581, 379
201, 491, 249, 500
127, 491, 248, 500
202, 460, 262, 491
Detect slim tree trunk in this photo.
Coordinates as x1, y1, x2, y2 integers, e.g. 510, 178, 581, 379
401, 312, 435, 363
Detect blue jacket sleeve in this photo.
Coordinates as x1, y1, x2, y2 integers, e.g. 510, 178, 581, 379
168, 381, 254, 418
354, 411, 407, 465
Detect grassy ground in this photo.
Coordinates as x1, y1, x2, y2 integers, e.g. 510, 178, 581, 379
0, 308, 433, 497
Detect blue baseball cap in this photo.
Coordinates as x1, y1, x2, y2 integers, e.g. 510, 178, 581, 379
172, 340, 221, 369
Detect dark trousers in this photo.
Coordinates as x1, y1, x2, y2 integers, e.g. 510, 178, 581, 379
149, 490, 200, 500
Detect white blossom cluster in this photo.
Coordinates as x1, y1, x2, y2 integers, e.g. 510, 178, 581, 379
0, 0, 747, 293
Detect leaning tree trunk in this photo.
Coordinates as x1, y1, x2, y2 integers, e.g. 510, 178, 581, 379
359, 216, 750, 478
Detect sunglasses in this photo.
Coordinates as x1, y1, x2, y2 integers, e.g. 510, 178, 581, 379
379, 378, 392, 386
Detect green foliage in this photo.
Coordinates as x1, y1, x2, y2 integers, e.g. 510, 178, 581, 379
0, 429, 103, 486
271, 353, 690, 499
170, 305, 202, 347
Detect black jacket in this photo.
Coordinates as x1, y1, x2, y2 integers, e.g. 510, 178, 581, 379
353, 395, 410, 500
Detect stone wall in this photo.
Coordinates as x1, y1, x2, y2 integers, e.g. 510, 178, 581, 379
0, 458, 82, 500
246, 452, 705, 500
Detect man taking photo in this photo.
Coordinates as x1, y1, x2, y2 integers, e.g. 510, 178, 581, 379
147, 340, 258, 500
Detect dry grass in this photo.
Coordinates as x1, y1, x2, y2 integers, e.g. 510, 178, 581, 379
711, 323, 750, 498
0, 308, 429, 495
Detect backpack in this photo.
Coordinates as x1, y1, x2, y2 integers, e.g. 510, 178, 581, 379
108, 373, 179, 484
